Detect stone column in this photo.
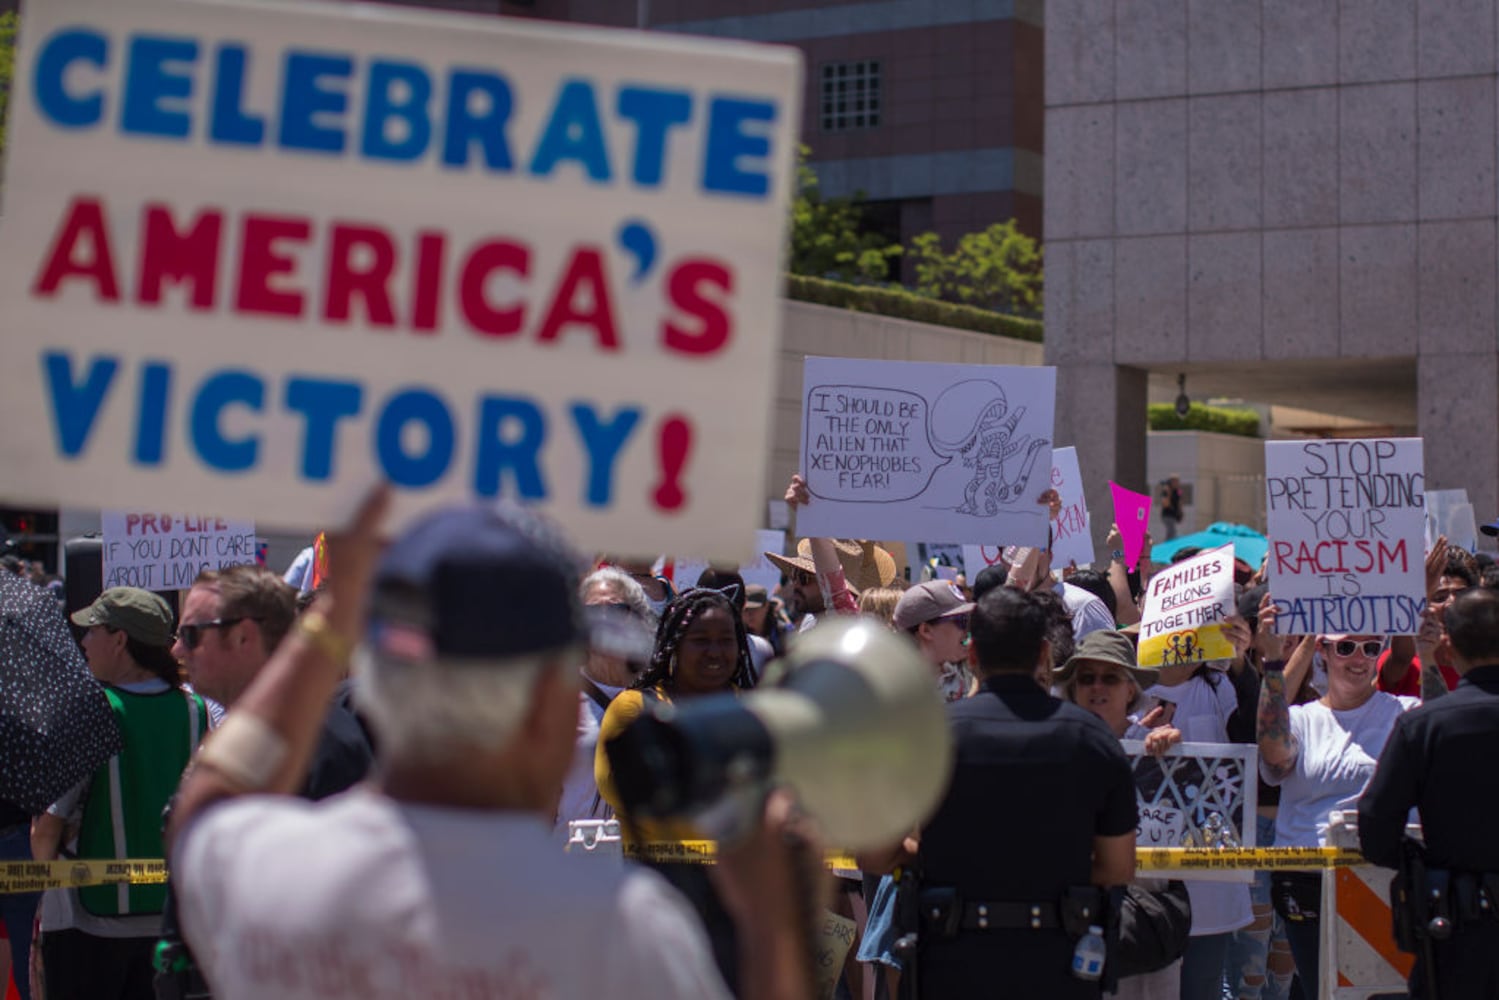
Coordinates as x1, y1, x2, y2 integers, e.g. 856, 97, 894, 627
1418, 352, 1499, 544
1052, 363, 1149, 557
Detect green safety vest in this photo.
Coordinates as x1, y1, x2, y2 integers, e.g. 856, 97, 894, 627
77, 686, 208, 916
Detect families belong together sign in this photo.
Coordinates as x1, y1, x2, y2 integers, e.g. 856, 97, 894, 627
0, 0, 801, 561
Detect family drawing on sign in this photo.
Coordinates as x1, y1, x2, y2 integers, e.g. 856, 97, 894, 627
1160, 630, 1204, 666
933, 381, 1050, 517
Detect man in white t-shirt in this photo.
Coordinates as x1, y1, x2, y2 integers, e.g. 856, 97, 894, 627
168, 494, 812, 1000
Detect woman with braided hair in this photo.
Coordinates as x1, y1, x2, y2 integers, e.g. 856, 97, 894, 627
595, 586, 756, 994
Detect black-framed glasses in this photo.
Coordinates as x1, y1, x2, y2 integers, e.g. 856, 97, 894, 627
1330, 639, 1383, 659
177, 617, 257, 650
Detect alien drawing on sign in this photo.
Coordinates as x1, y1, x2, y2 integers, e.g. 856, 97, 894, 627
930, 380, 1049, 517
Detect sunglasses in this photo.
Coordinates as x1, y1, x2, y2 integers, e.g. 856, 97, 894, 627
1329, 639, 1383, 659
792, 569, 816, 587
938, 613, 970, 632
1075, 671, 1125, 687
177, 617, 257, 650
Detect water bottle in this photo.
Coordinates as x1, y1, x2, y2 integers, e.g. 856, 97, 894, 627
1071, 924, 1106, 981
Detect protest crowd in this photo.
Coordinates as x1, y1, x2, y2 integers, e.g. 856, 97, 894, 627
0, 459, 1495, 1000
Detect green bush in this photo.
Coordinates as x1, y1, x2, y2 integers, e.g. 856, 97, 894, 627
784, 274, 1043, 344
1148, 402, 1261, 437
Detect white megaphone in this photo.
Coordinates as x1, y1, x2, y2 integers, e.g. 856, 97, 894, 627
605, 617, 954, 851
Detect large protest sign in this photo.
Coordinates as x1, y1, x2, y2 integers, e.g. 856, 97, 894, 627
0, 0, 801, 562
797, 358, 1055, 544
102, 512, 257, 591
1265, 439, 1426, 634
1137, 544, 1236, 667
1121, 740, 1258, 880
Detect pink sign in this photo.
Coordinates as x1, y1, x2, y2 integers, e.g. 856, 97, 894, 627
1109, 482, 1153, 571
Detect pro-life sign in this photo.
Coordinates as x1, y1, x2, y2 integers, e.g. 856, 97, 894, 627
0, 0, 801, 562
102, 512, 256, 590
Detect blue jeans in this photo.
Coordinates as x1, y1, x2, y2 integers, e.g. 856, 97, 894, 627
1224, 815, 1291, 1000
0, 824, 38, 1000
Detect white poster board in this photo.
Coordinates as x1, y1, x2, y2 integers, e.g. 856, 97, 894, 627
797, 358, 1055, 545
961, 544, 1006, 582
1047, 446, 1093, 569
742, 529, 788, 593
1425, 488, 1477, 554
0, 0, 802, 563
101, 512, 257, 591
1265, 439, 1426, 634
1137, 544, 1236, 667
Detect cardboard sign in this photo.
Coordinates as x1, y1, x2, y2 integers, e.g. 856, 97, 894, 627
1425, 489, 1477, 554
1048, 446, 1093, 569
1110, 482, 1152, 571
1265, 439, 1426, 634
813, 911, 858, 1000
1137, 544, 1236, 667
797, 358, 1055, 544
101, 512, 257, 591
0, 0, 802, 562
1121, 740, 1258, 881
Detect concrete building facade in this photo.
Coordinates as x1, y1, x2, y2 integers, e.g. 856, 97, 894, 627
1045, 0, 1499, 548
406, 0, 1044, 247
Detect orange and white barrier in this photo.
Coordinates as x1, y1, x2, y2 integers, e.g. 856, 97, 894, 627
1323, 811, 1415, 999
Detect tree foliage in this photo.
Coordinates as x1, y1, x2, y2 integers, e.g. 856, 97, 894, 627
787, 146, 900, 284
0, 12, 15, 156
906, 221, 1043, 317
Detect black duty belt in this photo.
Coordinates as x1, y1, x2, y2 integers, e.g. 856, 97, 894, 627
958, 900, 1063, 931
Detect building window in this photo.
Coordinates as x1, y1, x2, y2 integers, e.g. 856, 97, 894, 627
820, 61, 881, 132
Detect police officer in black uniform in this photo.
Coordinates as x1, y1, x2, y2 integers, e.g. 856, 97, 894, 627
1359, 586, 1499, 998
916, 586, 1138, 998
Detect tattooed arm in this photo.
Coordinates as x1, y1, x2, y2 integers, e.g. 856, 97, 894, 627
1254, 594, 1300, 782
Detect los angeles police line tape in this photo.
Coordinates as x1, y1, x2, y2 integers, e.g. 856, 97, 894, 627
0, 859, 168, 894
0, 846, 1368, 894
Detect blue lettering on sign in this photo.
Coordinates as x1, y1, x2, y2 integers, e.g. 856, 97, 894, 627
210, 44, 265, 145
362, 60, 432, 162
617, 86, 692, 187
28, 26, 782, 199
529, 79, 610, 183
474, 397, 547, 499
34, 29, 109, 128
442, 70, 513, 170
134, 362, 172, 466
121, 35, 197, 139
376, 388, 454, 488
570, 403, 640, 507
36, 352, 659, 508
42, 351, 117, 457
278, 52, 352, 154
191, 370, 263, 471
703, 97, 775, 197
285, 378, 363, 481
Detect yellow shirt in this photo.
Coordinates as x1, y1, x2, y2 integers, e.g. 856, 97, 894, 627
594, 687, 702, 844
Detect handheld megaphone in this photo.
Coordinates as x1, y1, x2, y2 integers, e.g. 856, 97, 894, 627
605, 618, 954, 851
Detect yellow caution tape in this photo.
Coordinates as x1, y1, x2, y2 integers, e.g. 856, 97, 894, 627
626, 841, 860, 871
0, 859, 168, 894
1136, 847, 1365, 872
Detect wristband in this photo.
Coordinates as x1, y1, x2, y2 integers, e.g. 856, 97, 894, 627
1111, 550, 1125, 562
1262, 658, 1286, 673
296, 608, 354, 665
